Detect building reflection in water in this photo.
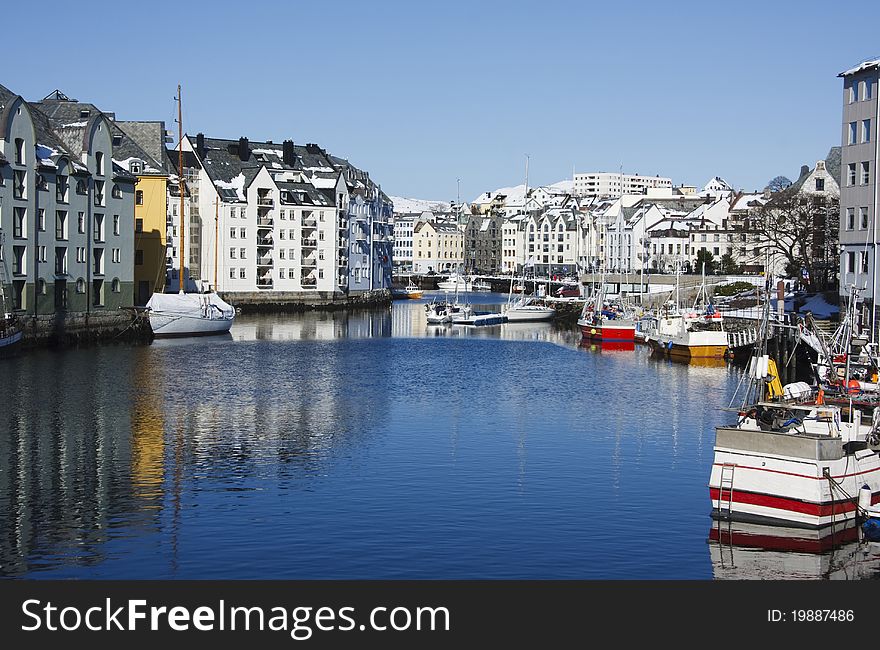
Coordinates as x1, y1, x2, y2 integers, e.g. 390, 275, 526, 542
708, 520, 880, 580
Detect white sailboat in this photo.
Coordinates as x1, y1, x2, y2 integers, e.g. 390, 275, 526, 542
501, 156, 555, 323
437, 270, 472, 292
147, 84, 235, 338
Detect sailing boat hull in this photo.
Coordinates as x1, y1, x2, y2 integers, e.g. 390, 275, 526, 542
504, 306, 556, 322
147, 293, 235, 338
0, 330, 23, 349
577, 318, 635, 342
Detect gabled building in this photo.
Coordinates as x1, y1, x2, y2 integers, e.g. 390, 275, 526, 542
1, 84, 136, 323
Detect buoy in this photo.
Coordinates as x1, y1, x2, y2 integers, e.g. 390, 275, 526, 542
859, 485, 873, 513
816, 389, 824, 405
847, 379, 861, 395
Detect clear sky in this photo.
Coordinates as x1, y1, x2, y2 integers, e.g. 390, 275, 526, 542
5, 0, 875, 202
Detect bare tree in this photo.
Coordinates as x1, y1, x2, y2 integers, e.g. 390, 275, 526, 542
751, 189, 839, 290
766, 175, 793, 193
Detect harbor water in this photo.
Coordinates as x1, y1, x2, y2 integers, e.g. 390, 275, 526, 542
2, 293, 878, 579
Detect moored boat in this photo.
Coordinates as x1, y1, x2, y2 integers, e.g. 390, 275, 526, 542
437, 272, 472, 292
147, 292, 235, 337
576, 279, 635, 343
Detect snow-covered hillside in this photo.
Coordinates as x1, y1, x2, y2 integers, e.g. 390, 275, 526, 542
471, 179, 574, 205
389, 196, 452, 213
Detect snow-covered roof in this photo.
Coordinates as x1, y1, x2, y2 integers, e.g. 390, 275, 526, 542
389, 196, 451, 213
839, 58, 880, 77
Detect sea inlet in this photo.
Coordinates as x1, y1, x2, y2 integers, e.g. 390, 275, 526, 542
2, 293, 877, 579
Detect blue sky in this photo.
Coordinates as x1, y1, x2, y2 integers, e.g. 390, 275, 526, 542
6, 0, 875, 201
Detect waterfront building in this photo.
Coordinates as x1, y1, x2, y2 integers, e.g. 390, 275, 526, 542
110, 120, 170, 304
1, 85, 136, 320
412, 218, 464, 273
390, 212, 419, 272
838, 59, 880, 311
464, 213, 503, 274
573, 171, 672, 198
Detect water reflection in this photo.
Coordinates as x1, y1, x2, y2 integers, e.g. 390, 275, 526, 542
0, 297, 775, 578
709, 521, 880, 579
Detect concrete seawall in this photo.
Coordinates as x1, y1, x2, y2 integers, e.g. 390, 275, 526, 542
218, 289, 392, 313
18, 310, 152, 348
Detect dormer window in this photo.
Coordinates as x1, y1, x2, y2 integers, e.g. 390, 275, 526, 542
129, 160, 143, 174
112, 135, 122, 146
79, 109, 90, 118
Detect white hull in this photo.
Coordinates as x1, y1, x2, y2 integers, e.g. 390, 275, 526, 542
437, 280, 472, 291
147, 292, 235, 338
503, 306, 556, 322
710, 413, 880, 528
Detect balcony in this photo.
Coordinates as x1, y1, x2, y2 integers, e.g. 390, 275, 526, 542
355, 232, 368, 241
257, 255, 274, 266
257, 217, 274, 227
257, 278, 274, 289
257, 197, 275, 207
301, 255, 317, 267
301, 276, 317, 288
303, 215, 317, 227
302, 238, 317, 248
257, 236, 273, 247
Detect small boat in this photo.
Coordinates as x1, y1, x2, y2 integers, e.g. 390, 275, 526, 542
425, 294, 469, 324
0, 312, 23, 350
453, 311, 507, 326
437, 272, 472, 292
392, 281, 423, 299
577, 279, 635, 342
471, 279, 492, 291
147, 292, 235, 337
503, 298, 556, 322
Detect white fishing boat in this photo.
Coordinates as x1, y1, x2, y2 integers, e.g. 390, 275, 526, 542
148, 84, 236, 339
709, 294, 880, 529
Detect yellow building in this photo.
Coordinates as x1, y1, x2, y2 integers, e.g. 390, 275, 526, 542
413, 220, 464, 273
112, 122, 171, 305
133, 173, 168, 305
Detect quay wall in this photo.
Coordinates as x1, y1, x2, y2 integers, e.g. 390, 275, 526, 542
219, 289, 391, 313
18, 310, 151, 348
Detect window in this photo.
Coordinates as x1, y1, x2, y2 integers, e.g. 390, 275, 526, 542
289, 229, 294, 239
136, 190, 143, 205
95, 180, 105, 206
96, 152, 105, 176
239, 208, 245, 218
230, 227, 238, 239
230, 247, 236, 259
38, 245, 47, 263
93, 248, 104, 275
112, 278, 120, 293
113, 215, 120, 235
851, 82, 859, 103
76, 278, 85, 294
864, 119, 871, 143
55, 247, 67, 275
847, 208, 855, 230
112, 248, 120, 263
57, 175, 68, 203
815, 178, 825, 191
850, 122, 858, 145
76, 247, 85, 263
867, 80, 873, 101
279, 249, 285, 259
240, 248, 246, 259
13, 246, 25, 275
78, 212, 85, 234
863, 251, 870, 274
230, 268, 236, 279
112, 184, 122, 199
280, 230, 286, 240
13, 169, 25, 199
129, 161, 142, 174
279, 268, 286, 279
38, 209, 46, 232
13, 208, 26, 238
239, 268, 246, 279
14, 138, 24, 165
37, 278, 46, 295
848, 251, 857, 273
94, 214, 104, 242
76, 178, 87, 195
239, 228, 246, 238
135, 218, 143, 233
849, 163, 857, 186
862, 207, 870, 229
55, 210, 67, 240
863, 161, 871, 185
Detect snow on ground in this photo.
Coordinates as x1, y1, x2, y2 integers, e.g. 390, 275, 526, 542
797, 294, 839, 319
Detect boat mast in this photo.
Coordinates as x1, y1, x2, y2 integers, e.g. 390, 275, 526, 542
177, 84, 185, 294
214, 197, 219, 291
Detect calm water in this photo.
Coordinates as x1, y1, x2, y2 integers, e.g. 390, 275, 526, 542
2, 292, 879, 579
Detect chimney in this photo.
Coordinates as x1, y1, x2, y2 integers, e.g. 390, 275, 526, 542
800, 164, 809, 178
282, 139, 296, 166
196, 132, 205, 158
238, 137, 249, 161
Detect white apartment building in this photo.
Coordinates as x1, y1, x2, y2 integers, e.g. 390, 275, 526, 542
391, 212, 419, 272
573, 172, 672, 198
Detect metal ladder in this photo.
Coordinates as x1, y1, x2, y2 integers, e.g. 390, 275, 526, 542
717, 463, 737, 519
